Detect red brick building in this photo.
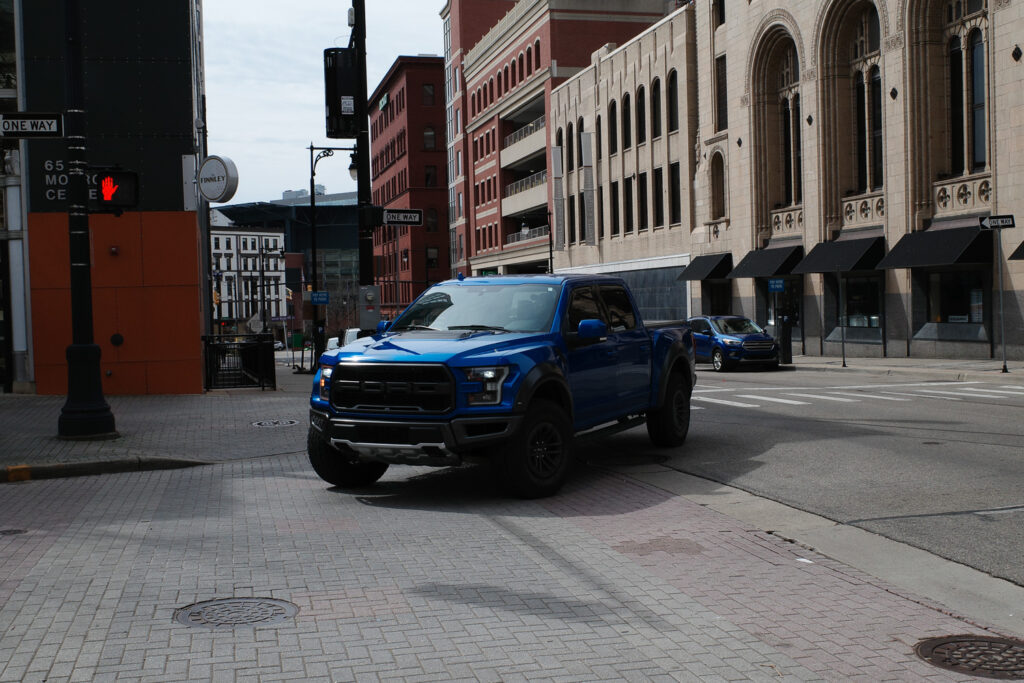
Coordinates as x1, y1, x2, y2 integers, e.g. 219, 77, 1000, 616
369, 56, 450, 318
441, 0, 668, 277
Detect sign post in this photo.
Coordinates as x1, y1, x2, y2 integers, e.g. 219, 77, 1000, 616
980, 215, 1015, 373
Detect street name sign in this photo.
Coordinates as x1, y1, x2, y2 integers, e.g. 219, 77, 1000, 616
0, 112, 64, 138
383, 209, 423, 226
980, 215, 1015, 230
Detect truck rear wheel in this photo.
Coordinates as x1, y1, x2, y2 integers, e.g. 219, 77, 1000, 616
646, 372, 691, 447
307, 428, 388, 488
499, 399, 572, 499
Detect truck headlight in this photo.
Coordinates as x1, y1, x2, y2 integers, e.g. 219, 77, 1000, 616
463, 366, 509, 405
318, 364, 334, 401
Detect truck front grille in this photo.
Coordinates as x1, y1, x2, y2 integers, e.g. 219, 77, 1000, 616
330, 363, 454, 414
742, 340, 775, 351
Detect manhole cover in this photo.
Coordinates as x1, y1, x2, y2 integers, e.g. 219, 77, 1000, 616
0, 529, 27, 535
174, 598, 298, 629
915, 635, 1024, 679
251, 419, 299, 428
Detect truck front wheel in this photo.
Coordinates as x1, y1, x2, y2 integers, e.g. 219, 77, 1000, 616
307, 428, 388, 488
499, 399, 572, 499
646, 372, 691, 447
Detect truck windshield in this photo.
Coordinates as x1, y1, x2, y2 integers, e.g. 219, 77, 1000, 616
390, 283, 563, 333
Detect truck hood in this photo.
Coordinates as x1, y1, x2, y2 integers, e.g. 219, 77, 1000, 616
324, 330, 548, 366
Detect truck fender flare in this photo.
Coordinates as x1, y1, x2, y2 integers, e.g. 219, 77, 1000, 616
514, 363, 573, 420
654, 341, 693, 408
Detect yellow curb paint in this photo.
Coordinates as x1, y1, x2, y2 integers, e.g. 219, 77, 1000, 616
6, 466, 31, 482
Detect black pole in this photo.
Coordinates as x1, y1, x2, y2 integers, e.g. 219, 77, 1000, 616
353, 0, 374, 287
309, 144, 324, 365
58, 0, 116, 438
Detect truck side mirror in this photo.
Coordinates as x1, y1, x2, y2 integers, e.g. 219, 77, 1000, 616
376, 320, 390, 334
574, 319, 607, 345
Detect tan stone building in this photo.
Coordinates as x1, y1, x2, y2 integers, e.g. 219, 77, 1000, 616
551, 0, 1024, 360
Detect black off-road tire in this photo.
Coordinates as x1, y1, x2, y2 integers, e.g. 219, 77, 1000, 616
307, 428, 388, 488
499, 399, 572, 499
646, 372, 691, 447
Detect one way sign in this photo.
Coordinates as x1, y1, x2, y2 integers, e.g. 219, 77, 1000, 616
0, 112, 64, 138
980, 215, 1015, 230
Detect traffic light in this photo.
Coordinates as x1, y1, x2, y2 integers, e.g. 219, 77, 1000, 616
89, 170, 138, 211
324, 48, 359, 139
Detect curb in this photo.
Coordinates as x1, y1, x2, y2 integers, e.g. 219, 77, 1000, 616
1, 457, 207, 483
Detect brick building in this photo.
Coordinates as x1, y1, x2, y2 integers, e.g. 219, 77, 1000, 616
441, 0, 670, 279
551, 0, 1024, 359
369, 56, 450, 318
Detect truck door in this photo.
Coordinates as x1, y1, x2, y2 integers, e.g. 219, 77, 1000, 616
598, 284, 652, 414
563, 286, 620, 428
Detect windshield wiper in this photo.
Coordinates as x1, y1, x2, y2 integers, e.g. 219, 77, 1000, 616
448, 325, 506, 332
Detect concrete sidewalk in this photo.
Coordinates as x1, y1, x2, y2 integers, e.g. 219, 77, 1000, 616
2, 353, 1020, 482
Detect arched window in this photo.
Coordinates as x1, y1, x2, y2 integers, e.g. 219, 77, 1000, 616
566, 123, 575, 172
608, 101, 618, 155
636, 87, 647, 144
526, 47, 533, 75
776, 45, 802, 206
534, 40, 541, 70
622, 93, 632, 149
710, 153, 726, 220
968, 28, 986, 172
850, 5, 883, 193
944, 2, 988, 176
489, 78, 494, 102
556, 128, 564, 170
518, 54, 524, 81
511, 60, 516, 86
423, 126, 436, 151
667, 70, 679, 132
497, 71, 502, 95
651, 79, 662, 138
577, 118, 585, 167
503, 66, 509, 92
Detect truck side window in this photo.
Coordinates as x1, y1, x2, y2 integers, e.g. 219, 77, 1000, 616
599, 286, 637, 331
566, 287, 603, 331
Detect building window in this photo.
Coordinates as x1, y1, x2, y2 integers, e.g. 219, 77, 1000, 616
423, 83, 435, 106
669, 162, 681, 224
653, 167, 664, 227
568, 194, 576, 243
424, 126, 436, 150
596, 116, 603, 159
608, 102, 618, 154
577, 118, 585, 167
213, 237, 220, 249
426, 208, 438, 232
567, 123, 575, 172
638, 172, 648, 231
713, 0, 725, 28
850, 6, 883, 193
622, 93, 632, 149
597, 186, 604, 239
667, 70, 679, 132
534, 40, 541, 70
945, 2, 988, 176
578, 191, 586, 242
624, 176, 634, 233
928, 270, 985, 323
715, 55, 728, 132
636, 87, 646, 144
969, 29, 986, 172
710, 153, 726, 220
651, 79, 662, 138
610, 181, 620, 236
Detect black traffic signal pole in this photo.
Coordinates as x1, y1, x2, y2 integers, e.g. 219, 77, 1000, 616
352, 0, 374, 287
58, 0, 116, 438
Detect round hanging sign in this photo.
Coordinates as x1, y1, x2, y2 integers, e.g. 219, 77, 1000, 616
198, 155, 239, 203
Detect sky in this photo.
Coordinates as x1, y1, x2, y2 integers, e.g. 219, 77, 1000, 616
202, 1, 445, 205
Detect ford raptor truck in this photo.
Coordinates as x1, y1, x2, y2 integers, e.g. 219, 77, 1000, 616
307, 274, 696, 498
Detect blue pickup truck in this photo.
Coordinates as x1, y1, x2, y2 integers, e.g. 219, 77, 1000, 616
308, 274, 696, 498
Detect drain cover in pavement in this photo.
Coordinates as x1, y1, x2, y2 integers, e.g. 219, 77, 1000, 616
174, 598, 298, 629
915, 635, 1024, 679
251, 419, 299, 428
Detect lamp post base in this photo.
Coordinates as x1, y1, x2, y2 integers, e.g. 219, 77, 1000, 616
58, 344, 118, 439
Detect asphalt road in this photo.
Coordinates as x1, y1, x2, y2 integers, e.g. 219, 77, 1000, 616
595, 365, 1024, 587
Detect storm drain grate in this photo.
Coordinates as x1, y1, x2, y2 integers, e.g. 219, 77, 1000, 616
915, 635, 1024, 679
252, 419, 300, 428
0, 529, 27, 535
174, 598, 299, 629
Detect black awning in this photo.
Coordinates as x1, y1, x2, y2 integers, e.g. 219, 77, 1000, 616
1010, 242, 1024, 261
791, 236, 885, 274
876, 227, 991, 269
677, 253, 733, 281
727, 245, 803, 279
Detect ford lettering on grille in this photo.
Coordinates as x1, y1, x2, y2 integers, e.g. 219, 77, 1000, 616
331, 363, 454, 413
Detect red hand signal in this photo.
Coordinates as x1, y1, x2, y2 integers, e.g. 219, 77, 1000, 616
101, 176, 119, 201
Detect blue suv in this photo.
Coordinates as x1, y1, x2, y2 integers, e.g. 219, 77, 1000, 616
686, 315, 779, 372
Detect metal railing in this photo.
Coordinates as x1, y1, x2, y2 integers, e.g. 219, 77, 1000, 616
504, 170, 547, 198
504, 115, 545, 148
203, 334, 276, 390
506, 225, 550, 246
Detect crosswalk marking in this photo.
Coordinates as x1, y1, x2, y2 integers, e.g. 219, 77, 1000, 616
916, 388, 1008, 399
881, 391, 961, 401
692, 396, 760, 408
736, 394, 809, 405
962, 388, 1024, 396
827, 391, 910, 401
783, 393, 859, 402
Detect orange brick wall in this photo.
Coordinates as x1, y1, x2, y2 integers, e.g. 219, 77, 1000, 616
28, 212, 204, 395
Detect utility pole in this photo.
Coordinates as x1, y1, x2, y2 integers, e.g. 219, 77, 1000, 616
352, 0, 374, 287
59, 0, 116, 438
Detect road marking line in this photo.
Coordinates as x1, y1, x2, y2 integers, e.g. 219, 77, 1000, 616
692, 396, 760, 408
881, 391, 961, 401
915, 388, 1008, 399
827, 392, 910, 401
1000, 386, 1024, 390
736, 394, 809, 405
960, 388, 1024, 396
783, 393, 859, 402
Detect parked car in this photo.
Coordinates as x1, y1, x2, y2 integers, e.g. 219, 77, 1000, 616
686, 315, 779, 371
273, 340, 285, 350
307, 274, 697, 498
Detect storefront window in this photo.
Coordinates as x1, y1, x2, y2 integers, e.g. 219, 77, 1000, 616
928, 270, 985, 323
843, 276, 881, 327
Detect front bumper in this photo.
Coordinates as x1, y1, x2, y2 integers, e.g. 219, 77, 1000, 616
309, 409, 522, 466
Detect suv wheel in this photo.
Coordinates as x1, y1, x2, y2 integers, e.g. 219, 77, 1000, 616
499, 399, 572, 499
712, 349, 732, 372
647, 372, 691, 447
307, 428, 388, 488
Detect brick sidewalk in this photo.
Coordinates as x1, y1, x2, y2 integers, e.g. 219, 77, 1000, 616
0, 455, 1001, 681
